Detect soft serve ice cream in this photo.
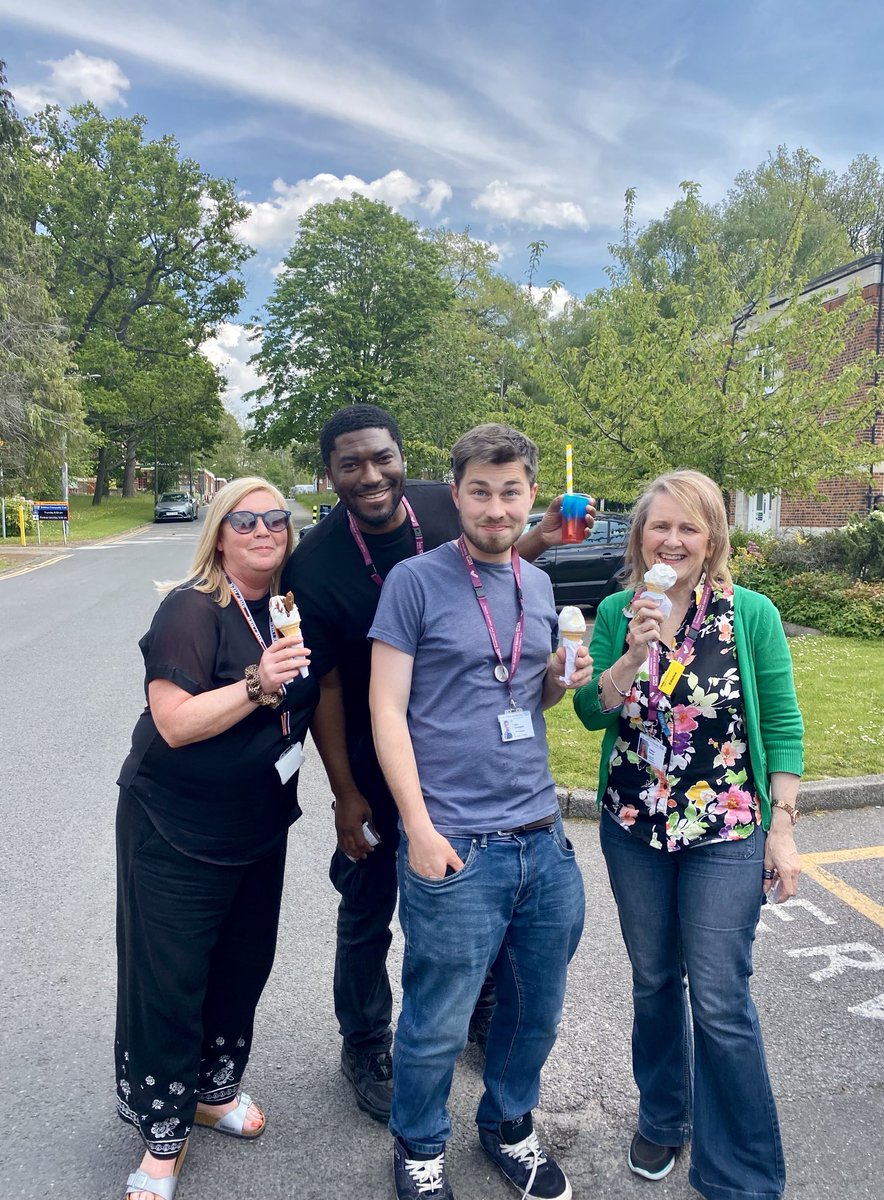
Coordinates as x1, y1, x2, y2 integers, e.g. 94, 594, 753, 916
269, 591, 309, 678
557, 605, 586, 685
639, 563, 677, 618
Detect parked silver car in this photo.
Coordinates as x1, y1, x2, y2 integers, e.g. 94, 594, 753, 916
154, 492, 197, 522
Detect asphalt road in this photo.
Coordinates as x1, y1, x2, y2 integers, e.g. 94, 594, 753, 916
1, 523, 882, 1199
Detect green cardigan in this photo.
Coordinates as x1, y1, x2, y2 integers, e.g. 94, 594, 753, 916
573, 585, 804, 829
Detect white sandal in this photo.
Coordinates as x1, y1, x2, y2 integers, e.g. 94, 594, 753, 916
194, 1091, 265, 1139
124, 1141, 188, 1200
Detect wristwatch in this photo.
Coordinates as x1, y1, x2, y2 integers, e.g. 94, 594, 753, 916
244, 663, 281, 708
771, 798, 800, 824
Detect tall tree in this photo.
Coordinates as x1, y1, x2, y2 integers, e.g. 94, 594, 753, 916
25, 103, 252, 501
823, 153, 884, 256
247, 195, 452, 448
526, 186, 878, 501
0, 64, 82, 497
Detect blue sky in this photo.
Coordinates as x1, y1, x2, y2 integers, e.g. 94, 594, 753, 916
2, 0, 883, 415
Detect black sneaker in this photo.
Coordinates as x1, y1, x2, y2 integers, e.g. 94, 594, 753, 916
628, 1131, 677, 1181
479, 1114, 571, 1199
466, 1006, 492, 1055
340, 1045, 393, 1122
393, 1137, 454, 1198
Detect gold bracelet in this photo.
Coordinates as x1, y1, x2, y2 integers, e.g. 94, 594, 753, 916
771, 798, 800, 825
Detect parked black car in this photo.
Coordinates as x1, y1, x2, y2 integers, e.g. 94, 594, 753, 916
154, 492, 197, 522
527, 512, 630, 608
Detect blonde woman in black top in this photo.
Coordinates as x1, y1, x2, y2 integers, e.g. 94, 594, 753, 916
116, 477, 317, 1200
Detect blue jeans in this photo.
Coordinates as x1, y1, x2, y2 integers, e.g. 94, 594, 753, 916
600, 810, 785, 1200
391, 817, 585, 1154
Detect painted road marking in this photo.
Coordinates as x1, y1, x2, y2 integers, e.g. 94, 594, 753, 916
800, 846, 884, 930
0, 553, 73, 579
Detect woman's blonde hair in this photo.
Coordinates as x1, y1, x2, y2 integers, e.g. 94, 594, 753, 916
623, 469, 732, 591
156, 476, 295, 604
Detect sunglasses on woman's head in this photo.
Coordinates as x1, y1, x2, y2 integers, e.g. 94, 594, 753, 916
224, 509, 292, 534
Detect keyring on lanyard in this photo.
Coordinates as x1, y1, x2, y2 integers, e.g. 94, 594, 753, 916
457, 535, 525, 710
646, 581, 712, 725
226, 576, 292, 740
347, 496, 424, 588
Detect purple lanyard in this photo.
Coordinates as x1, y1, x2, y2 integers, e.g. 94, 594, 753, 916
457, 535, 524, 704
646, 581, 713, 724
226, 576, 291, 738
347, 496, 424, 588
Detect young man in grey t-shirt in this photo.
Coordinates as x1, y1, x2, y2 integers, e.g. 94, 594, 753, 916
369, 424, 591, 1200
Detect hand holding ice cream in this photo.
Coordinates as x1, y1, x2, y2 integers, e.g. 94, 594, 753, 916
557, 605, 587, 685
269, 591, 310, 678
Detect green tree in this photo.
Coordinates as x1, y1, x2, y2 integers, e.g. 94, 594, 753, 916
823, 153, 884, 255
526, 186, 878, 502
633, 147, 853, 302
206, 410, 298, 488
247, 195, 452, 448
0, 65, 83, 497
25, 103, 252, 502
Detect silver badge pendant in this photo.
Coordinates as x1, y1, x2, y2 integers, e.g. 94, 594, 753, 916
494, 664, 510, 682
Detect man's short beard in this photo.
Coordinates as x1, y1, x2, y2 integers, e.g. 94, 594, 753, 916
464, 525, 518, 556
350, 482, 405, 528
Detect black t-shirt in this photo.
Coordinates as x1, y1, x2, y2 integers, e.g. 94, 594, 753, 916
117, 584, 319, 864
281, 481, 460, 794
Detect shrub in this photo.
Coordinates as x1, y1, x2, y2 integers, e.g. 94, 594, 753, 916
731, 557, 884, 639
767, 530, 850, 575
1, 497, 35, 539
839, 511, 884, 582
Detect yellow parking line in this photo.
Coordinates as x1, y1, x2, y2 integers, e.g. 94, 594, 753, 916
800, 846, 884, 930
0, 553, 73, 579
802, 847, 884, 864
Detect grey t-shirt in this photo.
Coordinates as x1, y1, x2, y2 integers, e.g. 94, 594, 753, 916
369, 540, 559, 835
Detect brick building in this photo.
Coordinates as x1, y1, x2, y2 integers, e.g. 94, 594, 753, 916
732, 253, 884, 534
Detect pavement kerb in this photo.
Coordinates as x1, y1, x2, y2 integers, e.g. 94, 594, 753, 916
557, 773, 884, 819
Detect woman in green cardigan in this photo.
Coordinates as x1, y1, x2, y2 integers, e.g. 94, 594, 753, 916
575, 470, 803, 1200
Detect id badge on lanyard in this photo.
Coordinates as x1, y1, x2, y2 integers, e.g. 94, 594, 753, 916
457, 537, 534, 744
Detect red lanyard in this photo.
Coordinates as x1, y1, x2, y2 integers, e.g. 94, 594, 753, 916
226, 576, 291, 738
647, 582, 713, 724
347, 496, 424, 588
457, 535, 524, 704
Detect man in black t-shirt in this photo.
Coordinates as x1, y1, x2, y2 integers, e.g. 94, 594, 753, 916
282, 405, 592, 1123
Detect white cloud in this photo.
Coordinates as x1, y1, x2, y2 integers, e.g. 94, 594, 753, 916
524, 284, 574, 319
473, 181, 589, 230
12, 50, 130, 112
201, 322, 264, 420
240, 169, 453, 250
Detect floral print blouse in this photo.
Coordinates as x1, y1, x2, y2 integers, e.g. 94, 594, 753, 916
603, 582, 759, 852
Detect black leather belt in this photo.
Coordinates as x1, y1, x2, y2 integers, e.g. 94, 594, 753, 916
495, 812, 558, 836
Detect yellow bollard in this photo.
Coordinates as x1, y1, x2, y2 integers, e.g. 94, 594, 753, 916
18, 504, 26, 545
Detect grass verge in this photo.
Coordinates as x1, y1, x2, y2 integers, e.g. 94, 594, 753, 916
291, 490, 338, 512
12, 494, 156, 545
546, 634, 884, 789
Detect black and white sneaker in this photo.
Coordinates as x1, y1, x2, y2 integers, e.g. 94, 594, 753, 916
628, 1131, 677, 1181
393, 1137, 454, 1198
479, 1114, 571, 1199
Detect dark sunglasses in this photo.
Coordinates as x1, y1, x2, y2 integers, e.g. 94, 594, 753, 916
224, 508, 291, 534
